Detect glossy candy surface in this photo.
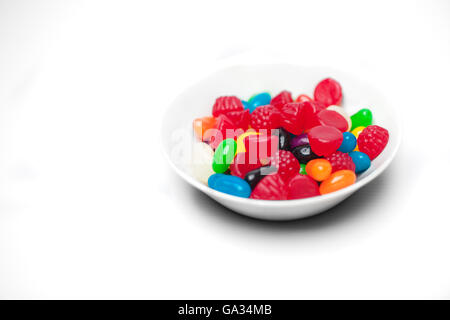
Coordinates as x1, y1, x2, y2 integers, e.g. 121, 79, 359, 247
290, 133, 309, 149
244, 166, 277, 189
299, 163, 307, 175
191, 142, 215, 185
212, 139, 237, 173
350, 126, 366, 151
193, 116, 217, 141
305, 159, 332, 181
349, 151, 371, 173
236, 130, 259, 154
276, 127, 290, 150
350, 108, 372, 131
291, 144, 319, 164
248, 92, 271, 110
314, 78, 342, 107
229, 151, 264, 178
308, 125, 343, 156
315, 109, 349, 132
327, 105, 351, 131
208, 174, 251, 198
288, 174, 320, 200
338, 132, 357, 153
319, 170, 356, 195
244, 134, 279, 161
295, 94, 313, 103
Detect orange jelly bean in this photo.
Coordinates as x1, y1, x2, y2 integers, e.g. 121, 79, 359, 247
319, 170, 356, 195
305, 159, 332, 181
193, 116, 217, 141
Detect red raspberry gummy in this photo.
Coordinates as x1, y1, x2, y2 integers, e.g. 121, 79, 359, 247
250, 105, 281, 130
250, 173, 288, 200
315, 109, 349, 132
287, 174, 320, 200
357, 125, 389, 160
308, 125, 343, 157
209, 114, 244, 149
269, 150, 300, 182
279, 102, 304, 135
326, 151, 356, 172
229, 151, 264, 179
225, 109, 250, 130
271, 90, 293, 109
212, 96, 244, 117
314, 78, 342, 107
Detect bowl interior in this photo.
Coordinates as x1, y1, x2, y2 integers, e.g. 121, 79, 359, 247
161, 64, 400, 219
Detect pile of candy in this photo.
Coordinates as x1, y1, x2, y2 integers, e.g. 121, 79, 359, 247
191, 78, 389, 200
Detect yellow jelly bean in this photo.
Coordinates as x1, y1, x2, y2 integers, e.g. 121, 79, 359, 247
236, 130, 259, 154
351, 126, 365, 152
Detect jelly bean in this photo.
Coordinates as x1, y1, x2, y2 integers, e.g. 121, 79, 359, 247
276, 127, 290, 150
351, 126, 366, 151
306, 159, 332, 182
349, 151, 371, 173
291, 144, 319, 164
229, 151, 264, 178
212, 139, 237, 173
290, 133, 309, 149
208, 174, 251, 198
338, 132, 357, 153
288, 174, 320, 199
308, 125, 343, 157
193, 116, 217, 141
191, 142, 215, 185
207, 173, 228, 188
315, 109, 349, 132
295, 94, 313, 103
319, 170, 356, 195
248, 92, 271, 110
236, 130, 259, 154
244, 166, 277, 189
350, 108, 372, 131
299, 163, 307, 175
327, 105, 352, 131
242, 100, 252, 112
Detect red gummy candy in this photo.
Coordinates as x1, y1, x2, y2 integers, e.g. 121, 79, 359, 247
314, 78, 342, 107
271, 91, 293, 109
326, 151, 355, 172
250, 173, 288, 200
250, 105, 281, 130
315, 109, 349, 132
300, 100, 326, 131
357, 125, 389, 160
279, 102, 304, 135
308, 125, 343, 156
229, 151, 264, 178
287, 174, 320, 200
209, 114, 244, 149
212, 96, 244, 117
244, 134, 279, 161
226, 109, 251, 130
269, 150, 300, 182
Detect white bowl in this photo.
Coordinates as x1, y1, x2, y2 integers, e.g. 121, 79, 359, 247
162, 64, 401, 221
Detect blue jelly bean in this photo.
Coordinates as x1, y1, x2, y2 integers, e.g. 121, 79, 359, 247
349, 151, 371, 173
241, 100, 253, 113
338, 132, 357, 153
248, 92, 271, 110
208, 174, 251, 198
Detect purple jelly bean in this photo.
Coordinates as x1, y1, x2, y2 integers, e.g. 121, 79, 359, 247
290, 133, 309, 149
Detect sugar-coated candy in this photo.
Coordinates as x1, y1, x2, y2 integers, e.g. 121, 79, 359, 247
305, 159, 332, 182
250, 173, 288, 200
315, 109, 349, 132
191, 142, 215, 185
308, 125, 343, 156
229, 151, 264, 178
290, 133, 309, 149
208, 174, 251, 198
236, 130, 259, 154
319, 170, 356, 195
276, 127, 290, 150
350, 126, 366, 151
248, 92, 271, 110
193, 116, 217, 142
350, 108, 372, 131
326, 105, 352, 131
291, 144, 319, 164
288, 174, 320, 200
349, 151, 371, 174
314, 78, 342, 107
299, 163, 307, 175
212, 138, 237, 173
357, 125, 389, 160
338, 132, 357, 153
244, 166, 277, 189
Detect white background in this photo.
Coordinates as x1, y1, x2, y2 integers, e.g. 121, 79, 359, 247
0, 0, 449, 299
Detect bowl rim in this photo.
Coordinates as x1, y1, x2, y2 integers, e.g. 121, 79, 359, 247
161, 63, 402, 207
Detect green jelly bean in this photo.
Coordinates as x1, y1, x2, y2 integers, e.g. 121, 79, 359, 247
299, 163, 307, 175
212, 139, 237, 173
350, 108, 373, 131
